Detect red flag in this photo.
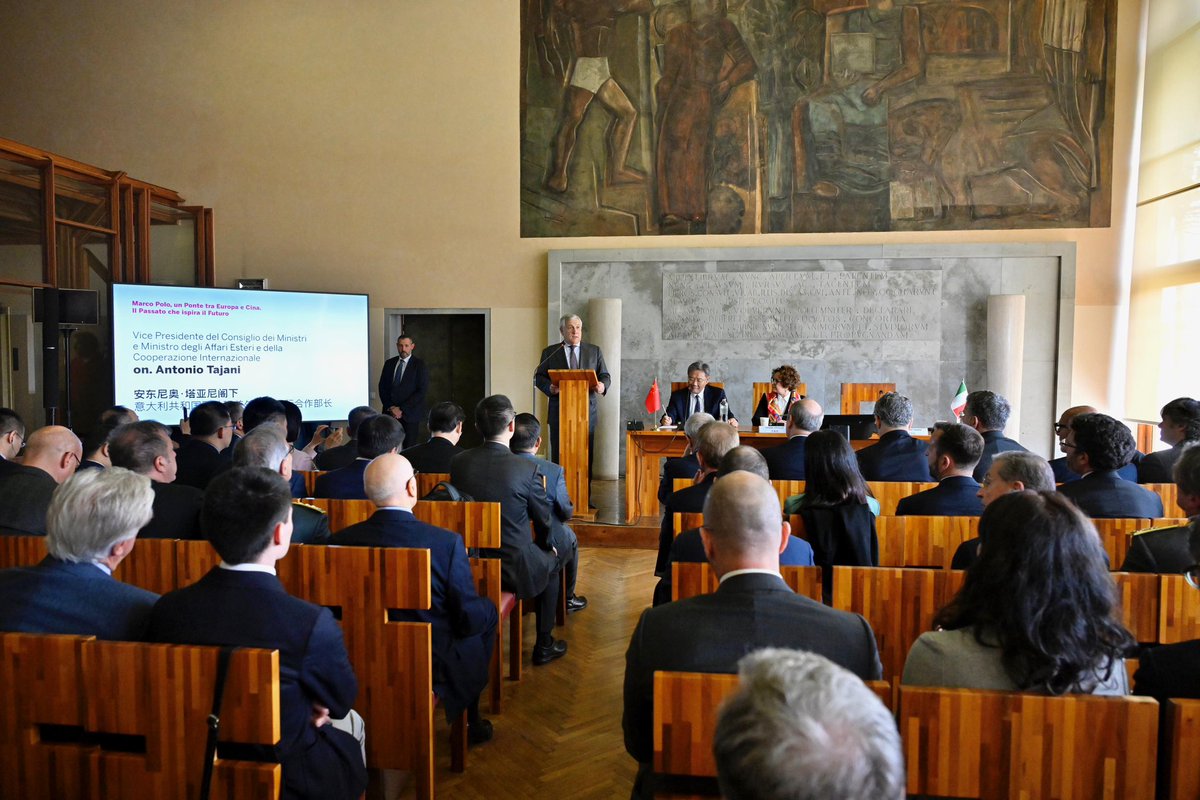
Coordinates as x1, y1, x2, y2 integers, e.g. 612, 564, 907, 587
644, 379, 661, 415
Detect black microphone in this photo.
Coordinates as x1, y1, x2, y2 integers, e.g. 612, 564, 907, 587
533, 341, 567, 373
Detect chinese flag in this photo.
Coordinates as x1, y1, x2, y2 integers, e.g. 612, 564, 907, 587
644, 379, 661, 415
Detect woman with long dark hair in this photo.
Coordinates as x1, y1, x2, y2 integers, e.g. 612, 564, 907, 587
782, 430, 879, 516
903, 490, 1133, 694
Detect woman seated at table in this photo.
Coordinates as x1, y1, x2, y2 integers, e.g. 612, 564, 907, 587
783, 430, 880, 516
752, 365, 805, 425
902, 490, 1133, 695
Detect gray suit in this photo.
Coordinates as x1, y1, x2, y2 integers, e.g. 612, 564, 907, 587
534, 340, 611, 464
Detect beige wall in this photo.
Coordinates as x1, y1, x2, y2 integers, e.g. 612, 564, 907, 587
0, 0, 1145, 414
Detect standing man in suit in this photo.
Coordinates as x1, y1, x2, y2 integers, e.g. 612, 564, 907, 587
660, 361, 738, 427
379, 334, 430, 450
147, 468, 367, 800
657, 412, 713, 503
961, 390, 1027, 482
401, 401, 466, 474
896, 422, 985, 516
855, 392, 930, 481
174, 400, 234, 489
1122, 444, 1200, 573
0, 467, 158, 640
336, 453, 497, 743
623, 471, 882, 799
534, 314, 611, 465
0, 425, 81, 536
1138, 397, 1200, 484
763, 398, 823, 481
108, 421, 203, 539
450, 395, 567, 666
1059, 412, 1164, 518
511, 413, 586, 612
656, 421, 739, 576
314, 415, 405, 500
236, 427, 331, 544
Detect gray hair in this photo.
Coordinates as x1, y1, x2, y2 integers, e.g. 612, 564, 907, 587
46, 468, 154, 563
964, 390, 1011, 430
873, 392, 913, 428
789, 399, 824, 433
684, 412, 715, 442
714, 648, 905, 800
687, 361, 711, 376
558, 314, 582, 332
992, 451, 1055, 492
234, 426, 290, 471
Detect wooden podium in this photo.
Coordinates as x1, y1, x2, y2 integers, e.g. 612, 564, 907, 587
549, 369, 598, 519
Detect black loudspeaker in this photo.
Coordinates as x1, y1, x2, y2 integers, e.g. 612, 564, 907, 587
33, 288, 99, 325
40, 288, 60, 412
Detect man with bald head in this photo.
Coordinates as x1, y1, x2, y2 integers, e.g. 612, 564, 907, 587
763, 398, 823, 480
335, 453, 497, 744
656, 420, 740, 576
624, 471, 881, 799
0, 425, 82, 536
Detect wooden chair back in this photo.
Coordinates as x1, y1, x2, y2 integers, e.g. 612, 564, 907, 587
1113, 571, 1162, 644
1159, 574, 1200, 645
797, 514, 903, 566
415, 472, 451, 498
671, 479, 804, 511
673, 512, 704, 537
671, 562, 823, 603
866, 481, 937, 516
1092, 518, 1158, 569
895, 515, 979, 569
0, 535, 46, 569
0, 632, 281, 800
413, 500, 502, 548
1143, 483, 1180, 516
670, 381, 723, 394
1161, 698, 1200, 800
750, 382, 808, 419
304, 498, 374, 532
295, 469, 323, 497
840, 382, 894, 415
899, 686, 1158, 799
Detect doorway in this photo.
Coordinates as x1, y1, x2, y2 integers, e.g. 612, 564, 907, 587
385, 310, 489, 449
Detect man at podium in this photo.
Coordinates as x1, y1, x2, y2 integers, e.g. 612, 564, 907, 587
534, 314, 611, 464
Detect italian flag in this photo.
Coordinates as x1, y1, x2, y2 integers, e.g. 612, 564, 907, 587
950, 380, 968, 419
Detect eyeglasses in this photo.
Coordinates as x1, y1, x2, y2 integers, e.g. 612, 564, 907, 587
1053, 423, 1069, 434
1186, 564, 1200, 590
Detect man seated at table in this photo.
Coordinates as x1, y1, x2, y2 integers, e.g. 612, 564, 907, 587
1058, 413, 1163, 518
401, 401, 467, 474
855, 392, 929, 481
656, 421, 739, 576
0, 425, 82, 536
1122, 444, 1200, 573
657, 412, 713, 504
896, 422, 984, 516
0, 467, 158, 640
660, 362, 738, 428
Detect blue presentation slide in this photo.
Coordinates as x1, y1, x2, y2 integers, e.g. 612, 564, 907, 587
111, 284, 369, 424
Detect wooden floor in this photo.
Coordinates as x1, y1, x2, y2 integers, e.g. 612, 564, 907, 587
393, 547, 657, 799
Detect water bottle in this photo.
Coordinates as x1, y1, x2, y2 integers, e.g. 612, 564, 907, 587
719, 398, 728, 422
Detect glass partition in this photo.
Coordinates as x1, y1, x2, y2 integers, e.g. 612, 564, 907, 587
0, 160, 46, 285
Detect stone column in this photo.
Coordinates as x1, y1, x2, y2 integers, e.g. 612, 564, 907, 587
589, 298, 621, 480
987, 295, 1026, 441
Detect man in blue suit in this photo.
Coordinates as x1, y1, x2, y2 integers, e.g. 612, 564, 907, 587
0, 467, 158, 640
147, 467, 367, 800
762, 398, 823, 481
336, 453, 497, 744
511, 413, 587, 612
660, 362, 738, 427
1059, 413, 1164, 518
961, 390, 1027, 483
896, 422, 985, 516
314, 414, 405, 499
855, 392, 930, 481
378, 334, 431, 450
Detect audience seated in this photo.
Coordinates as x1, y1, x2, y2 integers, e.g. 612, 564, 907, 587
1058, 413, 1164, 518
335, 453, 497, 743
0, 407, 25, 475
240, 396, 306, 495
855, 392, 930, 481
1050, 405, 1139, 483
511, 413, 586, 613
282, 399, 320, 471
783, 429, 880, 516
314, 415, 404, 499
1133, 524, 1200, 699
108, 421, 203, 539
314, 405, 378, 470
401, 401, 467, 474
951, 451, 1056, 570
236, 426, 331, 544
0, 425, 81, 536
656, 412, 712, 503
623, 471, 881, 799
0, 467, 157, 639
78, 420, 120, 471
961, 390, 1027, 483
762, 398, 823, 481
903, 491, 1133, 694
1121, 444, 1200, 573
656, 421, 739, 576
1138, 397, 1200, 484
450, 395, 566, 666
222, 399, 244, 449
713, 649, 905, 800
99, 405, 138, 426
895, 423, 984, 516
173, 400, 234, 490
146, 467, 368, 800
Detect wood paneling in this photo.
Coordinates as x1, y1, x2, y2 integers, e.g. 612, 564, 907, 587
415, 472, 451, 498
866, 481, 938, 516
1113, 571, 1161, 644
1093, 517, 1154, 569
1162, 699, 1200, 800
841, 383, 895, 415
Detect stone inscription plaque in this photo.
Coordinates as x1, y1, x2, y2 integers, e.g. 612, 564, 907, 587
662, 270, 942, 341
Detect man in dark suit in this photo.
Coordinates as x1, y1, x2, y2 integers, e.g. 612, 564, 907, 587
146, 467, 367, 800
0, 467, 158, 639
533, 313, 611, 464
378, 334, 431, 450
314, 415, 404, 500
1133, 524, 1200, 700
401, 401, 466, 475
762, 398, 823, 481
78, 420, 120, 472
0, 407, 26, 468
336, 453, 497, 743
896, 422, 985, 516
236, 427, 331, 544
657, 412, 711, 504
1138, 397, 1200, 484
657, 421, 739, 576
450, 395, 566, 665
624, 471, 882, 799
960, 390, 1027, 482
1059, 413, 1164, 518
1049, 404, 1140, 483
0, 425, 81, 536
660, 361, 738, 428
855, 392, 930, 481
108, 421, 204, 539
951, 451, 1056, 569
1122, 444, 1200, 572
511, 413, 586, 612
313, 406, 379, 471
174, 400, 234, 489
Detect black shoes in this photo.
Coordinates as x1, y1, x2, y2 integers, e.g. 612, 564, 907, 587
566, 594, 588, 613
468, 718, 493, 746
532, 638, 568, 665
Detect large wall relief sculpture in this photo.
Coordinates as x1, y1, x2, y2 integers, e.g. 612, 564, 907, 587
520, 0, 1116, 236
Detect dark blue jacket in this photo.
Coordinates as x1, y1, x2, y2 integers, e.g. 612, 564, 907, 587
896, 475, 984, 516
855, 430, 931, 482
973, 430, 1027, 482
662, 385, 735, 424
763, 435, 808, 481
1058, 470, 1164, 518
314, 458, 370, 500
0, 557, 158, 640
